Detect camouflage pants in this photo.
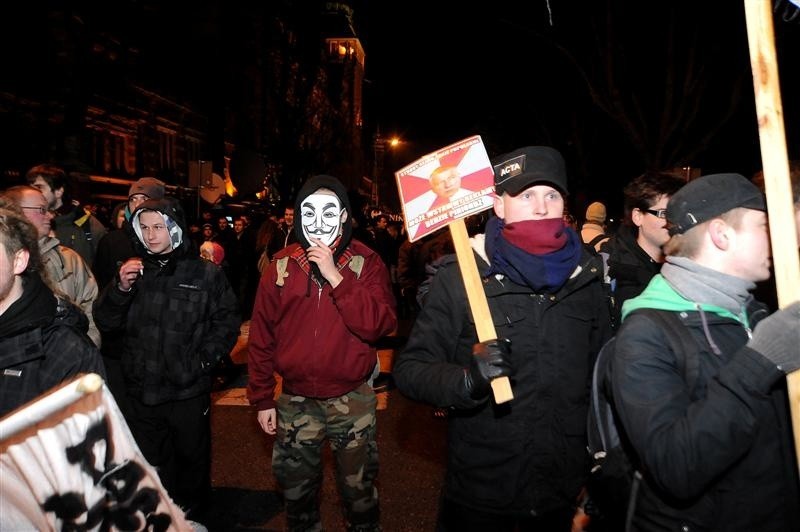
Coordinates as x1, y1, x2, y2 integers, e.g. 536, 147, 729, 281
273, 382, 380, 532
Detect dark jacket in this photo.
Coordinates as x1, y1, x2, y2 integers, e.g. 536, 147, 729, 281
604, 225, 662, 324
0, 274, 105, 418
394, 240, 612, 516
93, 197, 240, 406
611, 278, 800, 531
53, 204, 107, 266
92, 223, 137, 290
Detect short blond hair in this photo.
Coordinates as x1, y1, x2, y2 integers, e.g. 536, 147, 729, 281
664, 208, 746, 258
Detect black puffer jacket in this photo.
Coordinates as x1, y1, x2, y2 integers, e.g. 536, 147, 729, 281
394, 240, 612, 516
93, 197, 240, 405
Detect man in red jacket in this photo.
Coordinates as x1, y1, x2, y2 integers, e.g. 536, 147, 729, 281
247, 174, 397, 532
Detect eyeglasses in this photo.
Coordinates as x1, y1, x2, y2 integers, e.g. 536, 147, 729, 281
643, 208, 667, 219
21, 206, 49, 215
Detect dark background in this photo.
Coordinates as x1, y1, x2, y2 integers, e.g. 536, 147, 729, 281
359, 1, 800, 215
1, 1, 798, 218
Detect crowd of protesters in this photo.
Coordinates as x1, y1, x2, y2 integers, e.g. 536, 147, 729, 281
2, 157, 799, 532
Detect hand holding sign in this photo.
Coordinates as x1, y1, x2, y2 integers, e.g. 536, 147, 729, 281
396, 136, 513, 403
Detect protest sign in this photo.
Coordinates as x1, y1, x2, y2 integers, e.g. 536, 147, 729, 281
395, 136, 513, 403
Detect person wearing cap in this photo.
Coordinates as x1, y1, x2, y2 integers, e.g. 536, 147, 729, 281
92, 177, 166, 289
580, 201, 610, 251
91, 177, 167, 422
394, 146, 613, 530
93, 196, 240, 523
26, 163, 107, 266
603, 170, 686, 327
247, 175, 397, 532
609, 173, 800, 531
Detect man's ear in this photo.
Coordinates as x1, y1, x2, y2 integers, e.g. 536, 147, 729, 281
707, 218, 731, 250
54, 186, 64, 203
493, 195, 505, 219
13, 248, 30, 275
340, 209, 348, 224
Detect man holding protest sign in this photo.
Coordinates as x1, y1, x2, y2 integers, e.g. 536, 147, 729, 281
394, 145, 612, 531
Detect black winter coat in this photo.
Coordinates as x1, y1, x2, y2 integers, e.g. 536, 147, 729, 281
611, 305, 800, 531
394, 244, 612, 517
93, 198, 240, 406
0, 277, 105, 418
604, 226, 662, 325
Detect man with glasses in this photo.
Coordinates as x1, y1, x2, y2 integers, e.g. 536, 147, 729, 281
93, 196, 240, 524
0, 186, 101, 347
0, 205, 104, 417
603, 171, 686, 325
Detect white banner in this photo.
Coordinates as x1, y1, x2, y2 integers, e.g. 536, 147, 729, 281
0, 373, 191, 531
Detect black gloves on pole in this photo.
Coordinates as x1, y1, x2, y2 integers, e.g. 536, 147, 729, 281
464, 338, 513, 400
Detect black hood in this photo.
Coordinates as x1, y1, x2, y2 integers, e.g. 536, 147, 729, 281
129, 196, 189, 257
293, 174, 353, 260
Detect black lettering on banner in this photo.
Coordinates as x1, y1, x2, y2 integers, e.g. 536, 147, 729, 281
41, 416, 172, 531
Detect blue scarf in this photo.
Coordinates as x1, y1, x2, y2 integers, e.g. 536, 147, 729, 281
485, 216, 582, 293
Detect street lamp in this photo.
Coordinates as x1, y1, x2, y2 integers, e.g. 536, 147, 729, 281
372, 131, 404, 210
372, 131, 384, 206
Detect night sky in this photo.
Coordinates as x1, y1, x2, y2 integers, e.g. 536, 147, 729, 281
1, 2, 797, 216
358, 1, 800, 214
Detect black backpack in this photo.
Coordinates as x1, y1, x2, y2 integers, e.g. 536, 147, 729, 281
585, 309, 702, 532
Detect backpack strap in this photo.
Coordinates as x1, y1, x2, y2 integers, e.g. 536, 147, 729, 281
591, 336, 618, 451
632, 309, 702, 395
275, 257, 290, 286
587, 233, 609, 249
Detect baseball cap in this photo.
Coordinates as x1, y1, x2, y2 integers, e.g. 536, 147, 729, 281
492, 146, 568, 195
666, 173, 766, 235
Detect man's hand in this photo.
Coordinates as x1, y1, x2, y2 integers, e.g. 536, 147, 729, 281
118, 258, 144, 291
306, 237, 343, 288
464, 338, 513, 400
257, 408, 277, 435
748, 301, 800, 373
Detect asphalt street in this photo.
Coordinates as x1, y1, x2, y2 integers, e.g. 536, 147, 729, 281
204, 321, 447, 531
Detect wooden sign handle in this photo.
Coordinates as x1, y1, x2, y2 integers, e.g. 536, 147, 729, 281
744, 0, 800, 471
449, 219, 513, 403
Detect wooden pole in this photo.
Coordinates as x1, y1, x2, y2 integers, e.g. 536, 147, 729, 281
449, 219, 514, 403
744, 0, 800, 468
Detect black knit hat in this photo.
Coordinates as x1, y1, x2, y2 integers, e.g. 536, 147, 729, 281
666, 173, 766, 235
492, 146, 568, 195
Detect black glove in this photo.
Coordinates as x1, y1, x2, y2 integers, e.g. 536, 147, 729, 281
748, 301, 800, 373
464, 338, 513, 400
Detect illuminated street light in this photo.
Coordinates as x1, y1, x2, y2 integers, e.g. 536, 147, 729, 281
372, 132, 405, 209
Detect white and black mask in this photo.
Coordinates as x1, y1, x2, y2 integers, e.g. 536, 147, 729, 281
300, 191, 345, 247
